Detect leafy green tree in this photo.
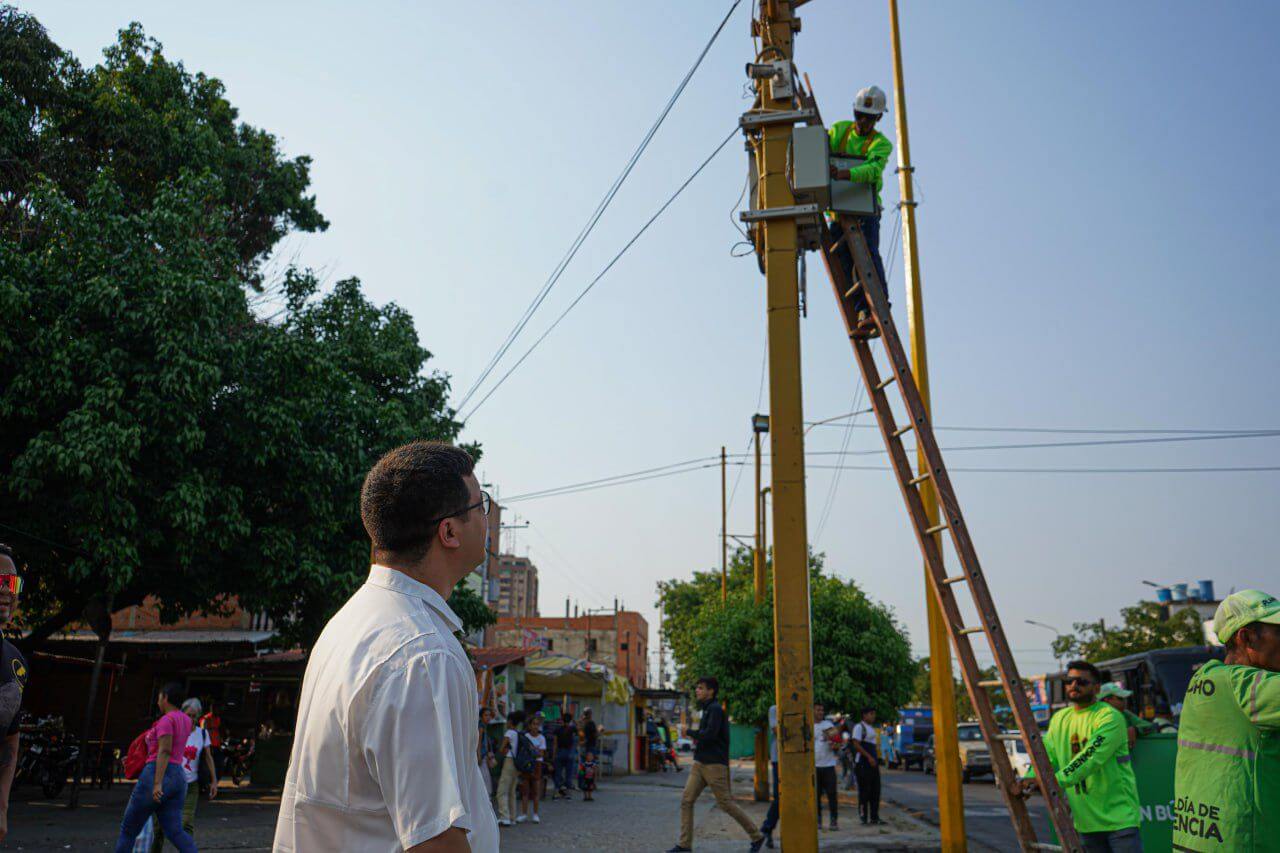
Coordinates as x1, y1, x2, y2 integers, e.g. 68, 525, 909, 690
1051, 601, 1206, 663
657, 548, 914, 726
0, 10, 473, 648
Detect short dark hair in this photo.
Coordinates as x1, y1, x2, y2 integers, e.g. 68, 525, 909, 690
360, 442, 475, 559
562, 710, 573, 721
696, 676, 719, 696
507, 710, 526, 727
862, 706, 876, 716
1066, 661, 1102, 682
161, 682, 185, 708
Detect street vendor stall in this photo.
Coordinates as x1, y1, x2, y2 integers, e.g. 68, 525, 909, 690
521, 653, 636, 774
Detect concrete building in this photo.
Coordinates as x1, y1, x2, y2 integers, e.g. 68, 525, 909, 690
494, 554, 539, 618
492, 611, 649, 688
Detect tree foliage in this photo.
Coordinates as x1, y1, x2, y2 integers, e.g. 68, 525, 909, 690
657, 548, 914, 726
0, 9, 474, 647
1051, 601, 1206, 663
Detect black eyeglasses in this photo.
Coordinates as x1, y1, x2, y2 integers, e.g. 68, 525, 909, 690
1063, 677, 1095, 686
426, 490, 491, 528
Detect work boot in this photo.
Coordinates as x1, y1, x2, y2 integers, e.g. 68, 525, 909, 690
829, 818, 838, 831
749, 837, 766, 853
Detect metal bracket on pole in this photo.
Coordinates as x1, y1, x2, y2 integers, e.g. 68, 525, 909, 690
739, 203, 820, 223
739, 108, 817, 129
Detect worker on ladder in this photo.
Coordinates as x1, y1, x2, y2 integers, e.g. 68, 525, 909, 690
828, 85, 893, 323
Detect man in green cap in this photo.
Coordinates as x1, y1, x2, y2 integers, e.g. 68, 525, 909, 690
1172, 588, 1280, 851
1018, 660, 1142, 851
1098, 683, 1155, 749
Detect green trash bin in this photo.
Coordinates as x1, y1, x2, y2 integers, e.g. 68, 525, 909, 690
1049, 732, 1177, 849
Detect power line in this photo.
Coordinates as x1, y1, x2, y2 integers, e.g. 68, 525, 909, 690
461, 127, 740, 420
804, 463, 1280, 474
804, 419, 1279, 435
799, 430, 1280, 457
726, 349, 768, 513
503, 458, 725, 503
454, 0, 744, 413
814, 384, 865, 543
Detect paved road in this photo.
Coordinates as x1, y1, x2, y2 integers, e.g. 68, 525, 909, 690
881, 767, 1052, 852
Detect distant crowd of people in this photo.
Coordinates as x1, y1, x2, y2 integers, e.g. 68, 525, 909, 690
485, 705, 602, 828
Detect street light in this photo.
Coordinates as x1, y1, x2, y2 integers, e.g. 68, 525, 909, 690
1026, 620, 1064, 670
752, 413, 770, 434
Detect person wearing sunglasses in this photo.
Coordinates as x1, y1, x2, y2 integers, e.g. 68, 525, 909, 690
1018, 660, 1142, 852
0, 543, 27, 845
1173, 589, 1280, 852
274, 442, 498, 853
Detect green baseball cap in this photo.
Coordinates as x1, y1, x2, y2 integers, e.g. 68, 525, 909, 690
1213, 589, 1280, 644
1098, 682, 1132, 699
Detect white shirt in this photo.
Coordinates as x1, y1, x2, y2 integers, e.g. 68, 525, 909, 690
526, 732, 546, 754
503, 728, 519, 756
180, 727, 210, 784
851, 722, 877, 763
273, 566, 498, 853
813, 719, 838, 768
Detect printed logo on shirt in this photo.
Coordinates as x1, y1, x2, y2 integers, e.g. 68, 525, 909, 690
1173, 796, 1226, 844
1185, 676, 1216, 697
11, 659, 24, 688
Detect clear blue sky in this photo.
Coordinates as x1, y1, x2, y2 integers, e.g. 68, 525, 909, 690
30, 1, 1280, 680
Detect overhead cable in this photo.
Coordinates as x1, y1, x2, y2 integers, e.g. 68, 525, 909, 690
454, 0, 744, 413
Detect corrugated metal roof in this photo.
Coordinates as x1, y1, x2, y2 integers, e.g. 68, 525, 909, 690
52, 629, 275, 645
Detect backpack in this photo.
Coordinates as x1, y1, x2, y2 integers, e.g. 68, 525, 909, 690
513, 733, 538, 774
123, 730, 149, 780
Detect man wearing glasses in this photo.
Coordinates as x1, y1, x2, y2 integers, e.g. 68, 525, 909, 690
274, 442, 498, 853
1019, 660, 1142, 852
0, 543, 27, 844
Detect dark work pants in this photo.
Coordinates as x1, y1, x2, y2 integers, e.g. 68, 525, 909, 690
816, 765, 839, 824
828, 215, 887, 304
855, 761, 881, 822
761, 761, 779, 834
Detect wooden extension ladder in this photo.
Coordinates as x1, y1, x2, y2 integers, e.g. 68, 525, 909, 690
817, 216, 1082, 853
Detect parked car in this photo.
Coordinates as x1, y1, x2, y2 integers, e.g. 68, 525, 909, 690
897, 741, 928, 771
1000, 732, 1031, 780
675, 736, 693, 753
921, 724, 993, 783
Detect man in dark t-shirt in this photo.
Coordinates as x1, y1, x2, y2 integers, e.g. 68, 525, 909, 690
552, 711, 578, 796
581, 708, 599, 755
0, 544, 29, 844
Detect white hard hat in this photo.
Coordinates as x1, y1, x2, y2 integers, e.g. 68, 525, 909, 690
853, 85, 887, 116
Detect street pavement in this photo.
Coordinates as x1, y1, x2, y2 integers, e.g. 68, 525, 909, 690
881, 766, 1051, 852
4, 762, 949, 851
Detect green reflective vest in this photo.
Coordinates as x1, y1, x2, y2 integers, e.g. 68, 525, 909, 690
1173, 659, 1280, 851
827, 121, 892, 207
1027, 702, 1142, 833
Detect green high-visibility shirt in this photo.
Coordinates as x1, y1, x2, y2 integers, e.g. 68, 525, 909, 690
1121, 708, 1156, 735
1026, 702, 1141, 834
1173, 659, 1280, 851
828, 121, 892, 207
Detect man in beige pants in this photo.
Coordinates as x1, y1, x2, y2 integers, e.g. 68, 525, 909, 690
669, 678, 764, 852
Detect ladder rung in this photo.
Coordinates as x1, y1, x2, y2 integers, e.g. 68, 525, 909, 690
978, 679, 1003, 689
844, 281, 863, 298
876, 374, 897, 391
941, 574, 968, 585
909, 471, 931, 485
893, 423, 914, 438
925, 522, 949, 535
958, 626, 985, 636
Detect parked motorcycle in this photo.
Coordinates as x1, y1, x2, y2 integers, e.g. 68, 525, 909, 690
17, 716, 80, 798
223, 736, 255, 785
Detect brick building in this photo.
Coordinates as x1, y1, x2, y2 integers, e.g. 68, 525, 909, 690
493, 611, 648, 688
493, 554, 539, 618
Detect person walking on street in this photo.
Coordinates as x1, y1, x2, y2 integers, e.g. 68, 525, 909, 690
0, 544, 29, 846
669, 677, 765, 852
1173, 589, 1280, 851
581, 708, 599, 758
150, 698, 217, 853
477, 707, 497, 799
1019, 661, 1142, 852
851, 707, 882, 825
273, 441, 499, 853
552, 710, 578, 798
113, 683, 198, 853
517, 714, 546, 824
758, 704, 780, 848
495, 711, 523, 827
199, 703, 223, 778
814, 703, 840, 830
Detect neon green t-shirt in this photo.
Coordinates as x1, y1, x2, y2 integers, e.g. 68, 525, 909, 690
827, 121, 892, 206
1026, 702, 1141, 833
1173, 659, 1280, 851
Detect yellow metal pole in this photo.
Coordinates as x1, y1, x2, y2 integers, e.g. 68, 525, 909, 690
756, 1, 817, 849
753, 428, 769, 801
721, 445, 728, 604
888, 1, 965, 848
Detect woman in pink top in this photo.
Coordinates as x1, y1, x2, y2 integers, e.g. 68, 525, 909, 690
112, 683, 198, 852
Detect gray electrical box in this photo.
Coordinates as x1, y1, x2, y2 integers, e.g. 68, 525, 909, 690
790, 125, 878, 217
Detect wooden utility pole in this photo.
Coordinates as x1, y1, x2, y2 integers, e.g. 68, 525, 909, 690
887, 0, 965, 846
752, 1, 818, 849
752, 418, 769, 801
